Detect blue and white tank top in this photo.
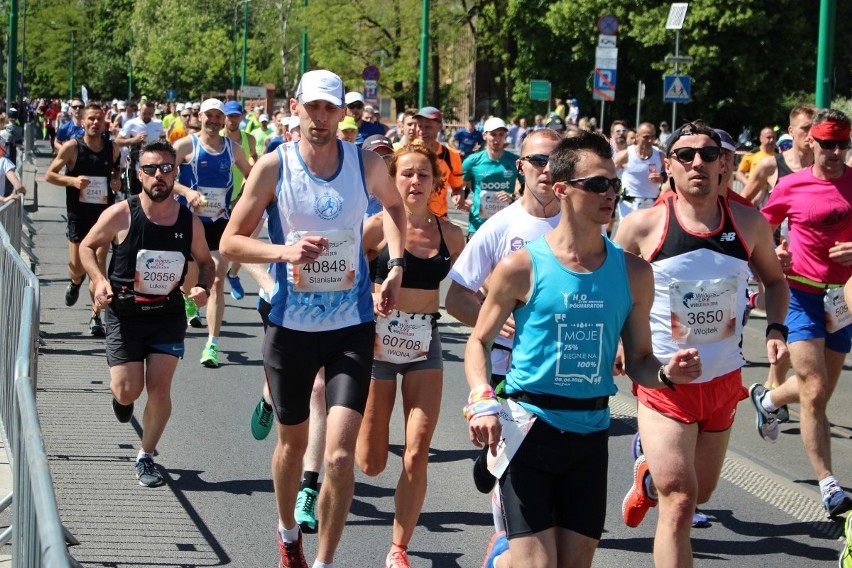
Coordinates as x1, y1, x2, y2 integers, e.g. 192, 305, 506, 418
265, 140, 373, 332
176, 134, 235, 222
648, 193, 750, 382
506, 236, 633, 433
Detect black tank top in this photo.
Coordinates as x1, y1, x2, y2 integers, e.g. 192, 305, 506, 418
66, 138, 116, 218
775, 153, 794, 181
650, 193, 749, 263
108, 195, 193, 292
374, 216, 451, 290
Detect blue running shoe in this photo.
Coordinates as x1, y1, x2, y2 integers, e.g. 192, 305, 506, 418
824, 486, 852, 518
692, 508, 711, 528
228, 272, 245, 300
749, 384, 779, 443
481, 531, 509, 568
631, 431, 643, 460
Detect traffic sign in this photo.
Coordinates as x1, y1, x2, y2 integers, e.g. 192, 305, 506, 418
595, 46, 618, 70
598, 34, 616, 47
362, 65, 381, 81
663, 75, 691, 103
598, 14, 619, 35
165, 88, 177, 100
529, 80, 551, 102
364, 80, 379, 106
664, 55, 694, 65
593, 68, 616, 102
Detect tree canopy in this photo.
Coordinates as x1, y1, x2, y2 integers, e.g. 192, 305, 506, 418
11, 0, 852, 132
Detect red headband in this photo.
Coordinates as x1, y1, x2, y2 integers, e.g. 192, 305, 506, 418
810, 121, 852, 141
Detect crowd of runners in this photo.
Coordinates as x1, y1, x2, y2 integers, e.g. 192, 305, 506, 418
12, 67, 852, 568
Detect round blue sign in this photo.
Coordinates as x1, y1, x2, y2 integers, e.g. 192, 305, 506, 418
362, 65, 381, 81
598, 15, 619, 35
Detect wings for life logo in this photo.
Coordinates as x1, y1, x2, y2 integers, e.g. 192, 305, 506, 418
680, 288, 725, 309
314, 191, 343, 220
145, 256, 181, 271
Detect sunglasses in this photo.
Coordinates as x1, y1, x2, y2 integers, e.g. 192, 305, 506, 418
139, 163, 176, 175
70, 105, 84, 110
522, 154, 549, 168
566, 176, 622, 193
181, 114, 191, 118
813, 137, 851, 151
614, 129, 627, 134
669, 146, 722, 163
347, 102, 364, 110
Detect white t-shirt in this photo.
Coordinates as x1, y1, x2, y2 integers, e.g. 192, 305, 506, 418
119, 117, 165, 145
448, 199, 560, 373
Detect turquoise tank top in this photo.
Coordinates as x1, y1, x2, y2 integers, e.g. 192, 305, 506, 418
505, 236, 633, 433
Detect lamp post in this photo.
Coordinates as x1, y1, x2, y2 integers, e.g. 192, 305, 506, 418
128, 29, 133, 100
7, 0, 19, 105
69, 31, 75, 101
300, 0, 308, 76
418, 0, 429, 107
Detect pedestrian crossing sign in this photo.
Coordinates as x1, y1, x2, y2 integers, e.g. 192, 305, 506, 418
664, 75, 691, 103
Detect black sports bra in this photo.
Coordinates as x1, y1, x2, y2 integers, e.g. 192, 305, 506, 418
374, 216, 451, 290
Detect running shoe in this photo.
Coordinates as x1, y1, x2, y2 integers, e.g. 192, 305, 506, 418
135, 457, 164, 487
251, 398, 275, 440
631, 431, 643, 460
294, 487, 319, 534
385, 547, 411, 568
840, 509, 852, 568
480, 531, 509, 568
692, 508, 711, 528
473, 445, 496, 494
65, 279, 82, 307
185, 297, 203, 328
112, 397, 134, 423
776, 404, 790, 423
89, 315, 105, 337
276, 528, 308, 568
200, 342, 219, 368
622, 455, 657, 528
228, 272, 245, 300
824, 486, 852, 518
748, 384, 780, 442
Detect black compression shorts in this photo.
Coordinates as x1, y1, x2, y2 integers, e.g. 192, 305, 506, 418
262, 322, 375, 425
499, 420, 609, 540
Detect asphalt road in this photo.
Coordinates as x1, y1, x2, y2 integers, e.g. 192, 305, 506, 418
21, 141, 851, 567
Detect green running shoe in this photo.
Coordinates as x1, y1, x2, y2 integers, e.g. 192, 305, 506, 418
200, 341, 219, 368
251, 398, 274, 440
294, 487, 318, 534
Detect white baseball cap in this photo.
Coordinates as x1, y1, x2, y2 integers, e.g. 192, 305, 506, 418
296, 70, 345, 107
175, 103, 185, 112
259, 113, 270, 122
483, 117, 508, 133
288, 115, 301, 130
344, 92, 364, 106
199, 98, 225, 114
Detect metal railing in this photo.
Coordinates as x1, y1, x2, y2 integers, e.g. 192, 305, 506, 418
0, 196, 71, 566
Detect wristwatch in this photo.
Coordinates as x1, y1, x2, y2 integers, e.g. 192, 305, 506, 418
387, 257, 407, 272
765, 323, 789, 341
658, 365, 676, 391
197, 284, 211, 297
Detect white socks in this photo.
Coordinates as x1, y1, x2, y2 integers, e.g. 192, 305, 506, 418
136, 450, 153, 463
278, 522, 300, 543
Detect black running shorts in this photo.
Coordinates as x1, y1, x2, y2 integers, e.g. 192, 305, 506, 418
66, 215, 100, 243
202, 218, 229, 252
103, 307, 187, 366
262, 322, 375, 425
499, 419, 609, 540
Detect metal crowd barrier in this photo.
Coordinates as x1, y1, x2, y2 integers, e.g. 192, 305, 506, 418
0, 196, 72, 566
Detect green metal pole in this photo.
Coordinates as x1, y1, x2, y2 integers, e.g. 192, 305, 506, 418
241, 0, 248, 105
7, 0, 18, 105
300, 0, 307, 76
70, 31, 75, 100
232, 5, 238, 94
418, 0, 429, 107
128, 29, 133, 99
815, 0, 836, 108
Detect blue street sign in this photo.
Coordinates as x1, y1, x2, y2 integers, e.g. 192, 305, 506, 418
165, 88, 177, 101
594, 69, 617, 91
663, 75, 691, 103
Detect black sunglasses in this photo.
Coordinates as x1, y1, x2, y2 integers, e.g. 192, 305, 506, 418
181, 114, 191, 118
813, 137, 851, 151
669, 146, 721, 163
139, 163, 176, 175
522, 154, 549, 168
347, 102, 364, 110
567, 176, 622, 193
70, 104, 84, 110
